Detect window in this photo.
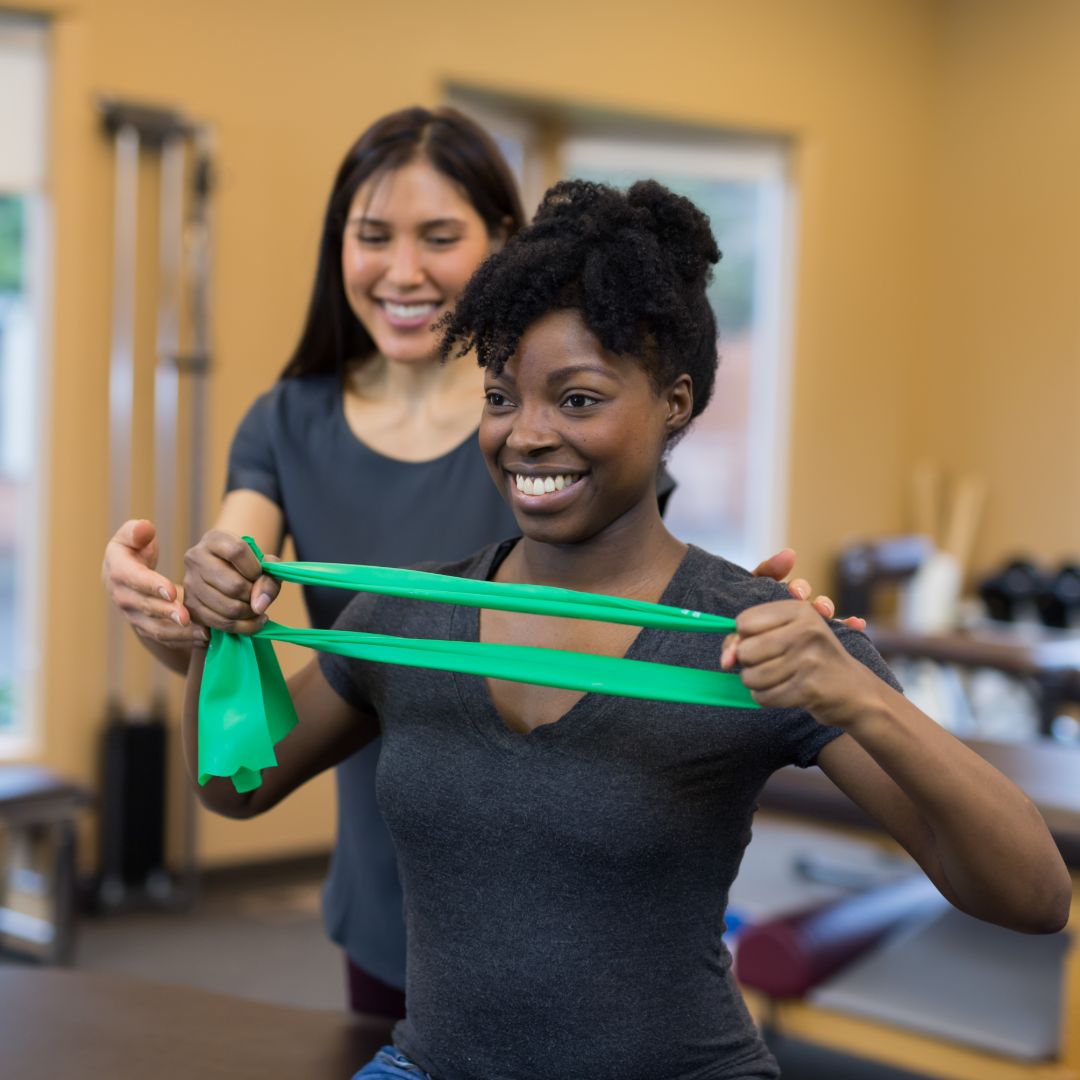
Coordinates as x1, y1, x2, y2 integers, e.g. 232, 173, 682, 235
447, 89, 797, 570
0, 14, 50, 753
562, 132, 795, 569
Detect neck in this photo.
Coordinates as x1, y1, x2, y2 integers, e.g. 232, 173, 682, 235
506, 505, 688, 599
346, 350, 483, 407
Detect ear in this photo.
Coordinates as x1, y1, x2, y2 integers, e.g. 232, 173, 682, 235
663, 374, 694, 435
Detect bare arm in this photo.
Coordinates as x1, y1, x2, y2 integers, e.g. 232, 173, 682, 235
101, 490, 285, 675
183, 646, 376, 819
726, 601, 1071, 934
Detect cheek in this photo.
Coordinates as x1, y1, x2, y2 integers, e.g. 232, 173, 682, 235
341, 244, 376, 290
439, 242, 493, 296
477, 415, 503, 468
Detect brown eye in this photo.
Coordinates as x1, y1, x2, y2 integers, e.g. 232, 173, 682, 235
564, 393, 599, 409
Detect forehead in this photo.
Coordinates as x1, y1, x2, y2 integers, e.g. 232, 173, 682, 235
348, 159, 480, 224
495, 310, 649, 386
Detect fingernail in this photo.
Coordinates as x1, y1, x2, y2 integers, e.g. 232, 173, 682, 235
252, 595, 268, 615
159, 587, 171, 602
170, 611, 183, 626
794, 582, 810, 600
196, 628, 209, 643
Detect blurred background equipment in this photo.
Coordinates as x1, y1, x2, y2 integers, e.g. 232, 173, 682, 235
0, 765, 90, 964
834, 469, 1080, 741
94, 97, 214, 913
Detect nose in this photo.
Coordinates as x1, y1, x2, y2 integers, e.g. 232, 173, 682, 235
385, 237, 425, 288
505, 400, 561, 456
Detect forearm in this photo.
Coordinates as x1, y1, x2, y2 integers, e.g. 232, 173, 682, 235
136, 628, 193, 676
824, 674, 1070, 932
183, 645, 375, 821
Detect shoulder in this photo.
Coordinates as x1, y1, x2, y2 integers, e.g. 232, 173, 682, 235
265, 374, 340, 420
679, 547, 902, 690
234, 374, 338, 435
677, 545, 794, 617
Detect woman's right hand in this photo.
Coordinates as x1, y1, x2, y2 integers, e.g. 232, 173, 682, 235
182, 529, 282, 635
102, 519, 206, 646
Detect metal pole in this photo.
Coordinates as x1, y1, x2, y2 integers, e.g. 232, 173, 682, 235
106, 123, 140, 717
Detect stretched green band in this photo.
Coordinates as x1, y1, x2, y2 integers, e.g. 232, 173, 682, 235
198, 539, 757, 793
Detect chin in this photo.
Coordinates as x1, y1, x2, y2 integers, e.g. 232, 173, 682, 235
379, 340, 440, 365
515, 515, 599, 548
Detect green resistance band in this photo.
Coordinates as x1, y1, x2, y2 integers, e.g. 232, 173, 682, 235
199, 539, 758, 793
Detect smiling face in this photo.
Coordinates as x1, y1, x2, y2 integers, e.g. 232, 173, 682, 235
480, 309, 693, 547
341, 158, 500, 366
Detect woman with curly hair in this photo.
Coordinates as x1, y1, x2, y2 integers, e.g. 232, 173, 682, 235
184, 178, 1069, 1079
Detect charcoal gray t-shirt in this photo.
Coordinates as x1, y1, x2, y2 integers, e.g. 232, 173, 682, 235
319, 540, 902, 1080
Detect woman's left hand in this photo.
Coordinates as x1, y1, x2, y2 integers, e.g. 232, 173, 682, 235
751, 548, 865, 632
719, 599, 870, 724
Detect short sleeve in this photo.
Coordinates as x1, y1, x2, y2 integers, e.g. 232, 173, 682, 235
779, 624, 904, 769
225, 391, 282, 504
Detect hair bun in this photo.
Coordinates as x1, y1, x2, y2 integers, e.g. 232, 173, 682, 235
626, 180, 720, 285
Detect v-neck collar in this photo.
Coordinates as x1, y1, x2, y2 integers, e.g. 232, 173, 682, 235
449, 540, 702, 751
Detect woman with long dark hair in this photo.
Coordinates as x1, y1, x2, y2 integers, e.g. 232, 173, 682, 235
103, 106, 525, 1018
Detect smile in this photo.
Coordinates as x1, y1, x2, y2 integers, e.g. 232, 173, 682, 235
513, 473, 583, 497
379, 300, 441, 328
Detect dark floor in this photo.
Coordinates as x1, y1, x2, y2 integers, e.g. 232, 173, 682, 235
3, 860, 933, 1080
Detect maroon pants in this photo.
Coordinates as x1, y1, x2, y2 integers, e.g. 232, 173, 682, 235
346, 957, 407, 1020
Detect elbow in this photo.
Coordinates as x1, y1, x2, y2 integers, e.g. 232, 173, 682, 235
194, 780, 260, 821
999, 866, 1072, 936
1031, 873, 1072, 935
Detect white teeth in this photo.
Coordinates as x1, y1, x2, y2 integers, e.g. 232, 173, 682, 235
384, 301, 438, 319
513, 473, 580, 496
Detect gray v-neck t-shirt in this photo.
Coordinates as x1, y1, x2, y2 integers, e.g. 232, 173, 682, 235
227, 373, 676, 988
319, 540, 901, 1080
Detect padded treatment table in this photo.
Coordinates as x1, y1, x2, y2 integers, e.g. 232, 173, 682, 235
749, 737, 1080, 1080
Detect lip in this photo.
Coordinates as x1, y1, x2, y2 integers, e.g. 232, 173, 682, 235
375, 298, 443, 331
504, 468, 588, 511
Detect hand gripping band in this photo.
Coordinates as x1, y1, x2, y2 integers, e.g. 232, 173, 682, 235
198, 538, 759, 793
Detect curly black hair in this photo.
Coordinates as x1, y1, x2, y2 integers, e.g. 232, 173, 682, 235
440, 178, 721, 430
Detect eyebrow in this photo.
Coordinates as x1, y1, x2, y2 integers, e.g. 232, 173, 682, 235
488, 363, 621, 387
346, 215, 467, 229
545, 363, 621, 385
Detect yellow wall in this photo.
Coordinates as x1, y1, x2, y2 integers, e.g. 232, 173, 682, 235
924, 0, 1080, 570
21, 0, 947, 864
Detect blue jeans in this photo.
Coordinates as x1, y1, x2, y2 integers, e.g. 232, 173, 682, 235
353, 1046, 435, 1079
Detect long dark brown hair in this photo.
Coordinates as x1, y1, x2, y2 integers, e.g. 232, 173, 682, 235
280, 106, 526, 380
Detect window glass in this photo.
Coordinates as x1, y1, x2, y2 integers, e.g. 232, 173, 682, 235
0, 15, 49, 751
562, 136, 794, 569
